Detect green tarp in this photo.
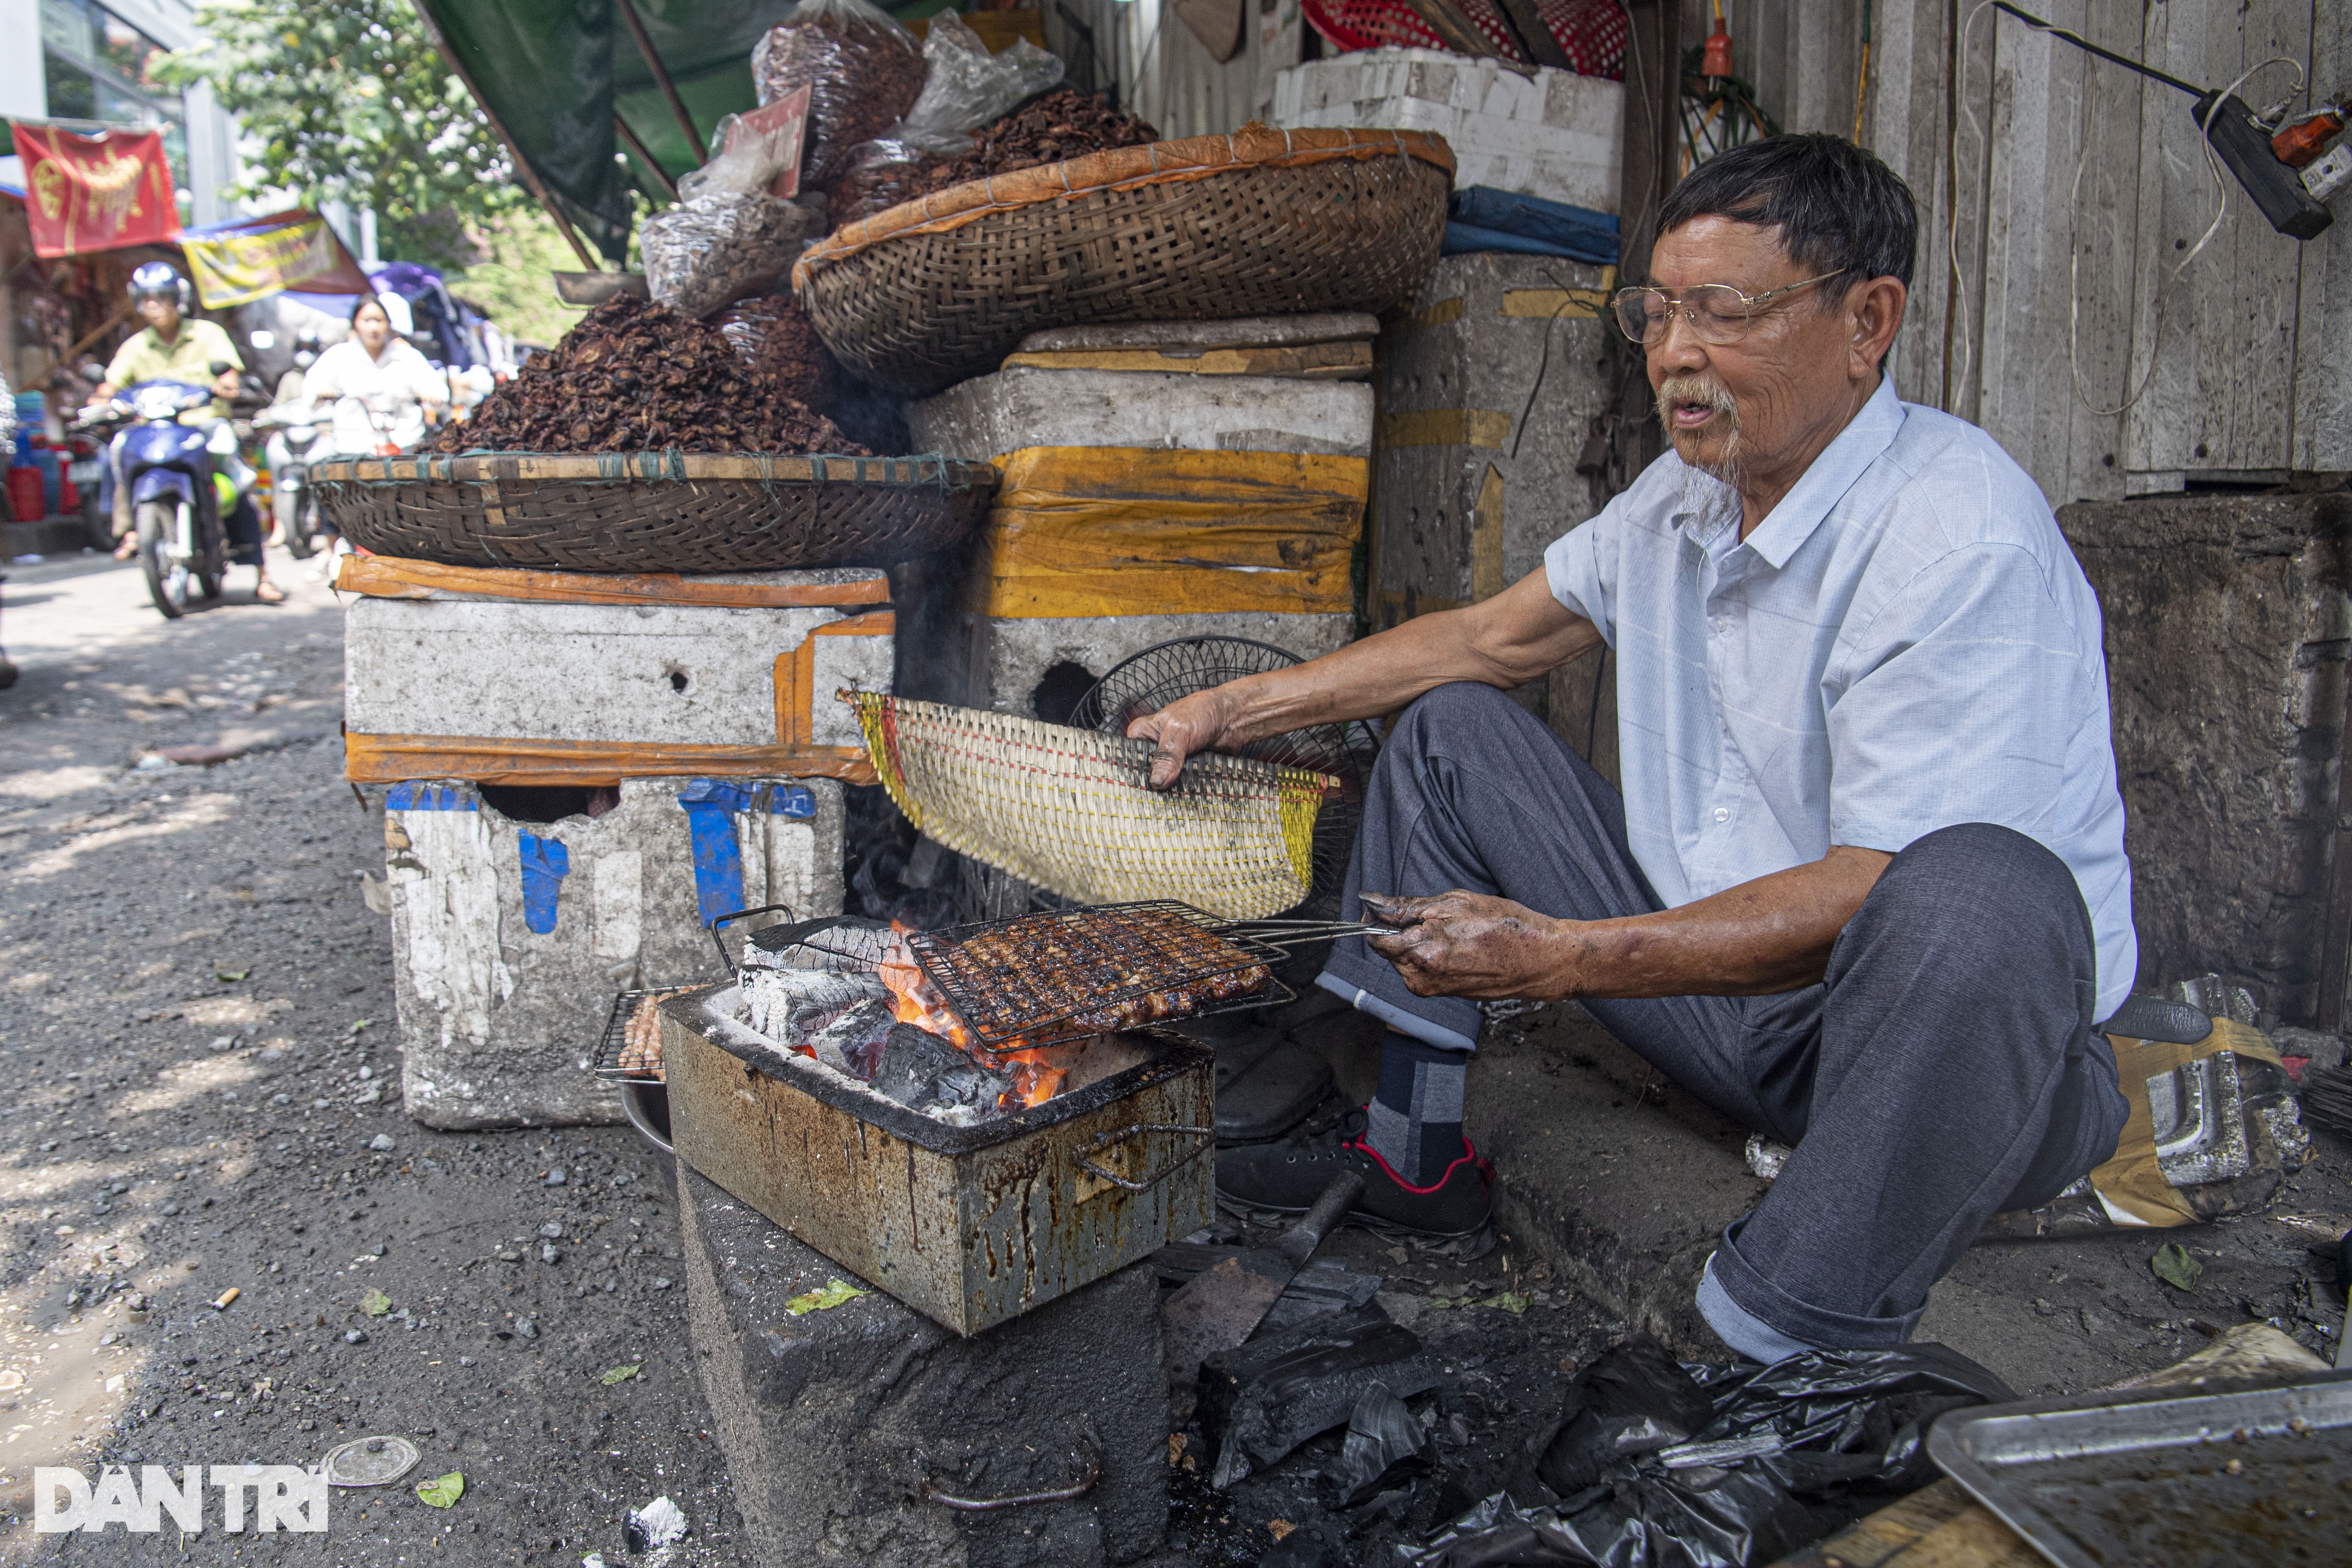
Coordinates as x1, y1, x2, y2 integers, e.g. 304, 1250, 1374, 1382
416, 0, 954, 266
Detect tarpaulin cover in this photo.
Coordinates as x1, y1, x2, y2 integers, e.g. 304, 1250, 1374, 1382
414, 0, 942, 265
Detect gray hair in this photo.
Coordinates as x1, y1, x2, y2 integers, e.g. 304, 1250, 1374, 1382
1653, 134, 1917, 296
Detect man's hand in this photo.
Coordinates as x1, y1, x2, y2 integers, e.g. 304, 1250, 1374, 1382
212, 368, 241, 400
1360, 890, 1572, 1001
1126, 687, 1246, 790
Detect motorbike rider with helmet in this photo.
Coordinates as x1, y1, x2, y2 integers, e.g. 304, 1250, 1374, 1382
91, 263, 281, 603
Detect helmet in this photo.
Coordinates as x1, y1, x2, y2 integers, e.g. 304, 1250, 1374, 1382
129, 262, 192, 314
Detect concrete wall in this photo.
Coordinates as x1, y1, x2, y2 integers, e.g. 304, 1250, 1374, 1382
2061, 488, 2352, 1028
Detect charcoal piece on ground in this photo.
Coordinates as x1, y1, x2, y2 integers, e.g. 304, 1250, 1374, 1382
1196, 1304, 1439, 1488
1325, 1381, 1440, 1508
870, 1022, 1009, 1111
1534, 1332, 1711, 1500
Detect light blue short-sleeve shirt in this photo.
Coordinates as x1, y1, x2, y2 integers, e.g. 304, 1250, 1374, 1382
1543, 376, 2136, 1021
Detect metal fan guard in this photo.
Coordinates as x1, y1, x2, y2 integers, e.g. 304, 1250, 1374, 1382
956, 637, 1376, 929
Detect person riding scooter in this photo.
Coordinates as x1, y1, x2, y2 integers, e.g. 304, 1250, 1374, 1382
256, 331, 333, 557
91, 263, 280, 604
303, 295, 449, 460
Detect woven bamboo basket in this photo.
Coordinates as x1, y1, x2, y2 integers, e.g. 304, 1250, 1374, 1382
309, 451, 999, 574
849, 692, 1339, 921
792, 125, 1456, 397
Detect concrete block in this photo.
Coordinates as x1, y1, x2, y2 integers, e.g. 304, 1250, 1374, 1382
1273, 48, 1623, 211
677, 1164, 1167, 1566
906, 366, 1375, 461
386, 776, 844, 1129
1014, 313, 1379, 354
346, 583, 890, 751
1372, 253, 1615, 638
2058, 490, 2352, 1026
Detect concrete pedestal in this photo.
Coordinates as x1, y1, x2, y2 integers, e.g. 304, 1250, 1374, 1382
676, 1164, 1168, 1566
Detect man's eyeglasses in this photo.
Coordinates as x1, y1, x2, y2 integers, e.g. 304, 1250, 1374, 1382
1610, 271, 1846, 346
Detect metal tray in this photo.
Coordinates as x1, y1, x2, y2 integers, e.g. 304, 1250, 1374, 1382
1928, 1372, 2352, 1567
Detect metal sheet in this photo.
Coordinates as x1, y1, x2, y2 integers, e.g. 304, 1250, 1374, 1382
1928, 1373, 2352, 1568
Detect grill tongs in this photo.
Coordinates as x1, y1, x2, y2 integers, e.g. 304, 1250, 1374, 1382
903, 901, 1384, 1050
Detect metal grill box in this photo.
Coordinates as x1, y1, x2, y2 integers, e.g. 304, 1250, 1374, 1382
661, 986, 1213, 1336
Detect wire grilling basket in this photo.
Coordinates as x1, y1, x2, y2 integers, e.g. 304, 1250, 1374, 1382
904, 900, 1382, 1049
592, 987, 700, 1083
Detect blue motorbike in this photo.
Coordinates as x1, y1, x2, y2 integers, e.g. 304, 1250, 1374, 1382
80, 379, 243, 618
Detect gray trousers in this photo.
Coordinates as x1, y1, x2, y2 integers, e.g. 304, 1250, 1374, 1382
1318, 683, 2131, 1351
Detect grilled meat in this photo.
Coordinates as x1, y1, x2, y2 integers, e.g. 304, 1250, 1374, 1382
616, 989, 692, 1077
931, 906, 1271, 1037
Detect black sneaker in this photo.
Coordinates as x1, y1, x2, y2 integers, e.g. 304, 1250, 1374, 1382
1214, 1108, 1494, 1244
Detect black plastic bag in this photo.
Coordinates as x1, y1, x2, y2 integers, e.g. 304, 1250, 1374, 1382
1198, 1306, 1440, 1489
1327, 1382, 1441, 1508
1537, 1334, 1713, 1497
1400, 1340, 2015, 1568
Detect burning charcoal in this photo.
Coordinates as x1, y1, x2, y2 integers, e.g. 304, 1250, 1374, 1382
740, 967, 889, 1040
1323, 1382, 1440, 1508
803, 995, 895, 1080
1196, 1306, 1438, 1489
871, 1024, 1011, 1113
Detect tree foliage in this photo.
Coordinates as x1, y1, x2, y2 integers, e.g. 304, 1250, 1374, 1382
158, 0, 525, 268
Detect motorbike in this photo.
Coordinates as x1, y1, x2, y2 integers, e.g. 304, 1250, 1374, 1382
77, 379, 258, 619
255, 403, 331, 559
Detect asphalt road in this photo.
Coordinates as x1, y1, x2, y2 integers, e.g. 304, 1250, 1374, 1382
0, 546, 745, 1564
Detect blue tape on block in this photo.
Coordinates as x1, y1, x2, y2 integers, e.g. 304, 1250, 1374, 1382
385, 782, 478, 811
516, 834, 570, 935
676, 780, 750, 927
768, 783, 816, 819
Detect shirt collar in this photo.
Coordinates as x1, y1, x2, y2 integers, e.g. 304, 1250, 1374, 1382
1737, 375, 1905, 570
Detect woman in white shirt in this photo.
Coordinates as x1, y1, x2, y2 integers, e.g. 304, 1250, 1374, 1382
303, 296, 449, 456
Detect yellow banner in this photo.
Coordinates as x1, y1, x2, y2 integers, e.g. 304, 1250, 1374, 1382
971, 446, 1367, 618
182, 216, 339, 309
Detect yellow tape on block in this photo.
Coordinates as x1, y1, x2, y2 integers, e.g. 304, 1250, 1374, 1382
971, 446, 1367, 618
1379, 408, 1510, 449
2086, 1018, 2284, 1228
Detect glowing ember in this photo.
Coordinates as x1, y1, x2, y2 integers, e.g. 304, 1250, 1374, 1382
877, 930, 1065, 1111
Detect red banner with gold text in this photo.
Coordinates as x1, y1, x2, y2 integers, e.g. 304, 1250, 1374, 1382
11, 122, 181, 258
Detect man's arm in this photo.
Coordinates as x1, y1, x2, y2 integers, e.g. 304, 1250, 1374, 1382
1128, 567, 1602, 787
1361, 846, 1895, 1001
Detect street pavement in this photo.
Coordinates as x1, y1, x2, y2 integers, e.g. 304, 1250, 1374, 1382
0, 546, 746, 1563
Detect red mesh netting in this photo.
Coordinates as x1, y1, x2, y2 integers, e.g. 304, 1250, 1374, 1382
1298, 0, 1627, 80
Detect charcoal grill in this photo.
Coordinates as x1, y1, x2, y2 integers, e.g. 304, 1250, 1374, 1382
661, 985, 1215, 1336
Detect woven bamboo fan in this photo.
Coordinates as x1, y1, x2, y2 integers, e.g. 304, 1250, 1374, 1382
792, 124, 1455, 396
847, 692, 1339, 920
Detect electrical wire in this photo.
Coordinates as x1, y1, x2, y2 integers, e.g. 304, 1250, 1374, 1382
1944, 2, 2303, 421
1852, 0, 1872, 143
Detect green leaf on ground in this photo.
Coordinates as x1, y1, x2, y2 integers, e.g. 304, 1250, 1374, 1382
598, 1363, 642, 1386
1482, 1291, 1532, 1315
2151, 1242, 2203, 1291
214, 967, 250, 982
785, 1277, 868, 1316
360, 1289, 392, 1317
349, 1019, 372, 1034
416, 1471, 464, 1509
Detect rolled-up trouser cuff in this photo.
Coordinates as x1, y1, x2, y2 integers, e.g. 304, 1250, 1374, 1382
1314, 967, 1478, 1054
1708, 1215, 1925, 1351
1696, 1255, 1816, 1363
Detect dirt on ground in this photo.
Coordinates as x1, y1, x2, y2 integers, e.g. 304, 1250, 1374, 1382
0, 548, 745, 1565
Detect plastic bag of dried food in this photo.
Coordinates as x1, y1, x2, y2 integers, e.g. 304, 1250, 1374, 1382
823, 138, 934, 226
679, 110, 804, 201
752, 0, 927, 186
640, 193, 824, 320
893, 11, 1066, 154
1397, 1337, 2015, 1568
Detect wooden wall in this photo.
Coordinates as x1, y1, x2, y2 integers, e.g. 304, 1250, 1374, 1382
1725, 0, 2344, 505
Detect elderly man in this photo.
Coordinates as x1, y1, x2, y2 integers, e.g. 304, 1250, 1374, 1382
1133, 135, 2133, 1361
